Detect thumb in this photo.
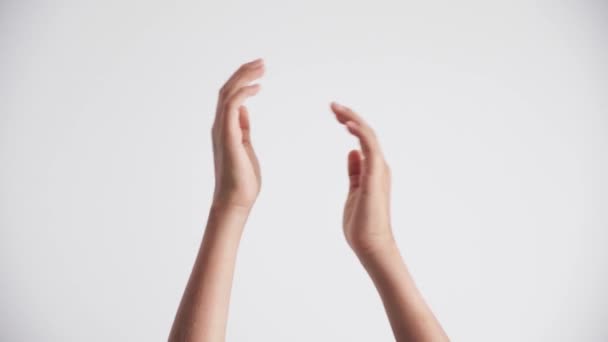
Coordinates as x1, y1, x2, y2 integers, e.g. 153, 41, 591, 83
238, 105, 251, 144
347, 149, 362, 190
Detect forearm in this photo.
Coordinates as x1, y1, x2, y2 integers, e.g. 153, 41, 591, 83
358, 242, 448, 342
169, 204, 249, 342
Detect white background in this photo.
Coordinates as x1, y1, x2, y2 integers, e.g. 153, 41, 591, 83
1, 1, 607, 341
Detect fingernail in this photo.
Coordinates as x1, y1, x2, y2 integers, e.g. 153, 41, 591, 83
252, 58, 264, 65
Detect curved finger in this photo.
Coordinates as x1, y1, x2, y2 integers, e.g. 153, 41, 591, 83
331, 102, 366, 125
332, 102, 382, 152
344, 120, 384, 173
331, 102, 381, 147
219, 59, 265, 101
222, 84, 261, 134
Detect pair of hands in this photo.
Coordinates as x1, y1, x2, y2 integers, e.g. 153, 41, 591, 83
211, 58, 393, 256
170, 58, 448, 342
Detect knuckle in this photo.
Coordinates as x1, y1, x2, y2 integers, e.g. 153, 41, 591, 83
222, 102, 233, 114
218, 88, 231, 101
218, 85, 227, 96
237, 86, 249, 95
235, 66, 248, 77
223, 98, 237, 113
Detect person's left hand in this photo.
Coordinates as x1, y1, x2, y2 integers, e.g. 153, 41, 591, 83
331, 102, 394, 257
211, 58, 265, 210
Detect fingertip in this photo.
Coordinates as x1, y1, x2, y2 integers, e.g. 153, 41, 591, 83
250, 57, 264, 65
252, 63, 266, 78
254, 61, 265, 74
347, 149, 362, 184
331, 103, 349, 123
241, 58, 265, 73
248, 83, 262, 94
348, 149, 362, 161
330, 101, 347, 112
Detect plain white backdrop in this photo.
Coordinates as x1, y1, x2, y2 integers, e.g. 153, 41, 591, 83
1, 0, 607, 341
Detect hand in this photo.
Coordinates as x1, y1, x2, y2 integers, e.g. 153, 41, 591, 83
331, 102, 394, 256
211, 59, 265, 210
170, 61, 264, 340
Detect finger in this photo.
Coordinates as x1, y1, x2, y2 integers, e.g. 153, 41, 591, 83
239, 105, 251, 144
331, 102, 382, 154
330, 101, 367, 125
347, 149, 362, 189
344, 120, 385, 174
219, 58, 265, 102
331, 102, 379, 150
222, 84, 261, 135
222, 58, 264, 92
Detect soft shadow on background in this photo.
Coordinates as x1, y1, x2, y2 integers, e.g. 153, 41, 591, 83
1, 1, 607, 341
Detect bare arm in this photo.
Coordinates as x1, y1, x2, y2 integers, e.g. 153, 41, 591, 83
169, 58, 265, 341
330, 102, 449, 342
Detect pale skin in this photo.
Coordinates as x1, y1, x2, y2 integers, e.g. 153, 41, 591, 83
169, 59, 449, 342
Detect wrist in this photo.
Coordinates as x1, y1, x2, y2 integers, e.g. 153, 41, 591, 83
212, 186, 258, 213
209, 200, 253, 217
204, 202, 251, 239
353, 236, 400, 265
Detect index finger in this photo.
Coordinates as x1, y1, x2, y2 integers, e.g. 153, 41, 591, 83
330, 102, 383, 158
219, 58, 265, 100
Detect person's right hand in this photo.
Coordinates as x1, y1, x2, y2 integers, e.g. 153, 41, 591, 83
211, 58, 265, 211
331, 102, 395, 257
